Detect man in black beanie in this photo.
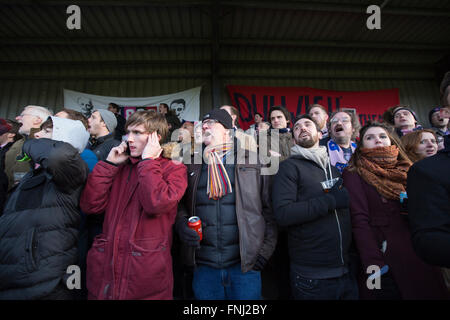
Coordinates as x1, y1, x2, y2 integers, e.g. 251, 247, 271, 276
391, 106, 423, 137
174, 108, 276, 300
428, 106, 449, 142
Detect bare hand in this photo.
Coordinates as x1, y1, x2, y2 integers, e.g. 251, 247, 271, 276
106, 141, 129, 165
142, 131, 163, 160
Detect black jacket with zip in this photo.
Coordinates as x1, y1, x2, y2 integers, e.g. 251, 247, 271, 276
272, 155, 352, 276
89, 133, 120, 162
0, 139, 88, 299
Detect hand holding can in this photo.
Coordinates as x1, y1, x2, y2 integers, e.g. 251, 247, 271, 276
188, 216, 202, 241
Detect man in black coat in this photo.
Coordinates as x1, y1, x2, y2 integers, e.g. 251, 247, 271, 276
107, 103, 126, 141
175, 109, 277, 300
408, 107, 450, 268
0, 139, 88, 299
272, 114, 357, 300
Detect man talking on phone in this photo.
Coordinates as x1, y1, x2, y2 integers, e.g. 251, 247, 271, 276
80, 110, 188, 300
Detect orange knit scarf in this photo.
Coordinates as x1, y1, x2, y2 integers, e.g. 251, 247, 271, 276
356, 145, 411, 201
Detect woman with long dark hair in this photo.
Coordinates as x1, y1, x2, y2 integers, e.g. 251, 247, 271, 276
342, 122, 448, 299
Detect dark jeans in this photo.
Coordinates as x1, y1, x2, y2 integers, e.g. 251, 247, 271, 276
193, 263, 261, 300
290, 270, 359, 300
261, 229, 291, 299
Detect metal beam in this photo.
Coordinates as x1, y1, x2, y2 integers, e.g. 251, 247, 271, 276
1, 37, 448, 51
1, 0, 448, 17
220, 1, 450, 17
0, 74, 211, 80
0, 37, 211, 46
0, 74, 434, 81
220, 39, 450, 51
220, 74, 436, 81
0, 0, 212, 7
0, 60, 435, 69
0, 60, 210, 66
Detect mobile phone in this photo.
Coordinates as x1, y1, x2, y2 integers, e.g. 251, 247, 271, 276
124, 141, 130, 155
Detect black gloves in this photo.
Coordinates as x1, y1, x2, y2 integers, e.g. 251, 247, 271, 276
252, 255, 268, 271
328, 178, 349, 210
21, 138, 58, 169
175, 217, 201, 248
21, 138, 88, 193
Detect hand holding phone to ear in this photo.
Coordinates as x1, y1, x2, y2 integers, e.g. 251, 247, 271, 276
142, 131, 163, 160
106, 141, 130, 165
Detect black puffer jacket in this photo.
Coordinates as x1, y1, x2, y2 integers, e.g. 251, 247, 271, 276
194, 162, 240, 269
89, 133, 120, 161
0, 139, 88, 300
176, 146, 277, 273
272, 155, 352, 272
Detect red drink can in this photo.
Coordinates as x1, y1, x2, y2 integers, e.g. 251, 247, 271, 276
188, 216, 202, 241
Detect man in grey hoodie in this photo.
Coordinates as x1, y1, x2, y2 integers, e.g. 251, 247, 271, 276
34, 116, 90, 153
272, 114, 357, 300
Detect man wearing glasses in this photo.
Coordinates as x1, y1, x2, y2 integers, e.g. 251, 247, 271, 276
174, 108, 276, 300
5, 105, 52, 191
321, 111, 360, 173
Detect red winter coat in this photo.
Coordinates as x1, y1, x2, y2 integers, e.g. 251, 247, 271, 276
80, 156, 187, 300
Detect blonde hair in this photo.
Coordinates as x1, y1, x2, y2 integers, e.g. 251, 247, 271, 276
125, 110, 169, 142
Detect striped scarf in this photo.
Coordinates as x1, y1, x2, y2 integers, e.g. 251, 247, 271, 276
356, 145, 411, 201
205, 143, 233, 200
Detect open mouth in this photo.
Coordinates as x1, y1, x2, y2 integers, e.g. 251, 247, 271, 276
334, 125, 344, 133
300, 132, 309, 138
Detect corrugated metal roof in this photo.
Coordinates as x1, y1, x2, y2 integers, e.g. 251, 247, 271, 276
0, 0, 448, 121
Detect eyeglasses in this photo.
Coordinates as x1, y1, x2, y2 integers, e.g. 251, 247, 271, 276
202, 119, 218, 127
330, 118, 351, 124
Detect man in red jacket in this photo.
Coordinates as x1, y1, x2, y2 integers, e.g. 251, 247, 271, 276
80, 110, 187, 300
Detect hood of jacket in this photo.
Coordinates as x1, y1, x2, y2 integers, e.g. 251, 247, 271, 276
51, 116, 90, 153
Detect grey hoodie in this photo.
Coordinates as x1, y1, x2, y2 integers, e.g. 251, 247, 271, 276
51, 116, 90, 153
291, 144, 334, 181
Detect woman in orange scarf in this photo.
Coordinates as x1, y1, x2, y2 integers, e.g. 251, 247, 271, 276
342, 122, 448, 300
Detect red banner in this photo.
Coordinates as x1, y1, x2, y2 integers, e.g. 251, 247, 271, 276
227, 85, 400, 130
